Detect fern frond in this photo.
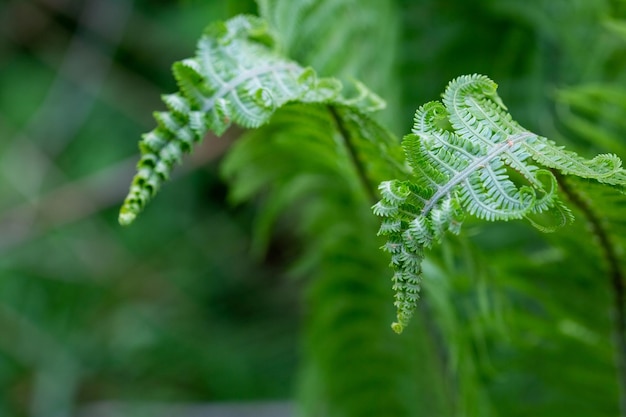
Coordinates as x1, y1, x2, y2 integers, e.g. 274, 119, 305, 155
119, 14, 384, 225
527, 138, 626, 185
222, 103, 446, 417
377, 74, 626, 333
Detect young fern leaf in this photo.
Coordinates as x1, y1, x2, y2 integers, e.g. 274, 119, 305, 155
377, 74, 626, 334
118, 14, 383, 225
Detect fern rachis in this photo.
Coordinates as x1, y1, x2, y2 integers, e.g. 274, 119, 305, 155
118, 14, 384, 226
116, 11, 626, 338
374, 74, 626, 333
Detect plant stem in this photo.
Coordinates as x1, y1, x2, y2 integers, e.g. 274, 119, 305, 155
328, 103, 457, 411
555, 172, 626, 416
328, 106, 379, 205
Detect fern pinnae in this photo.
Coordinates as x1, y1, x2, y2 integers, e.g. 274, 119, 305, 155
375, 74, 626, 333
119, 14, 383, 226
421, 132, 536, 219
120, 12, 626, 344
525, 138, 626, 185
445, 75, 543, 187
402, 134, 447, 190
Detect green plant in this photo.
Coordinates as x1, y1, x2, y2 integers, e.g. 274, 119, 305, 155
118, 1, 626, 416
374, 74, 625, 333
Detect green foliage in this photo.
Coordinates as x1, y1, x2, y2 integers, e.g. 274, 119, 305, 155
374, 74, 626, 333
7, 0, 626, 416
118, 14, 384, 225
222, 104, 444, 417
256, 0, 401, 127
117, 2, 626, 416
0, 1, 301, 416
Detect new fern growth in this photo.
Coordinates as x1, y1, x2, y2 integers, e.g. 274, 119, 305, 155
376, 74, 626, 333
120, 15, 626, 337
118, 14, 383, 225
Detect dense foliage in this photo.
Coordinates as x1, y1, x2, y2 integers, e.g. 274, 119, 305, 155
3, 1, 626, 417
120, 1, 626, 417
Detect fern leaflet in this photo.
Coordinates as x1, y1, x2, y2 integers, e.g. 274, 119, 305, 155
119, 14, 625, 342
377, 74, 626, 333
118, 14, 383, 225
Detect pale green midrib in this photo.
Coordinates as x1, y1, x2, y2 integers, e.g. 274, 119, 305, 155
460, 97, 541, 187
421, 132, 534, 216
465, 97, 624, 184
467, 96, 520, 132
523, 140, 623, 180
398, 206, 421, 219
427, 131, 528, 207
200, 46, 227, 87
201, 62, 303, 113
381, 181, 427, 204
413, 108, 432, 132
407, 146, 440, 188
461, 177, 527, 218
449, 82, 541, 188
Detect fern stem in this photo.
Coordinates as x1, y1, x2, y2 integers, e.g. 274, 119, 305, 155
201, 63, 301, 112
420, 132, 533, 216
328, 104, 459, 408
555, 171, 626, 415
328, 106, 378, 204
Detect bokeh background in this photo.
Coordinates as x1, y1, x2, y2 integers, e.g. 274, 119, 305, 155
2, 0, 626, 416
1, 1, 302, 416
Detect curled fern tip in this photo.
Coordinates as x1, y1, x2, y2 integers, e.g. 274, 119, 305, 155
118, 210, 137, 226
391, 322, 404, 334
375, 73, 626, 333
119, 14, 384, 225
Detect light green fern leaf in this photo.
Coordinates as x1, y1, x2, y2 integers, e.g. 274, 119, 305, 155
119, 14, 384, 225
377, 74, 626, 333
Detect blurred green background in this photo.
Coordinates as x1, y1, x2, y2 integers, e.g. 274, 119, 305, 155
0, 1, 303, 415
2, 0, 626, 416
